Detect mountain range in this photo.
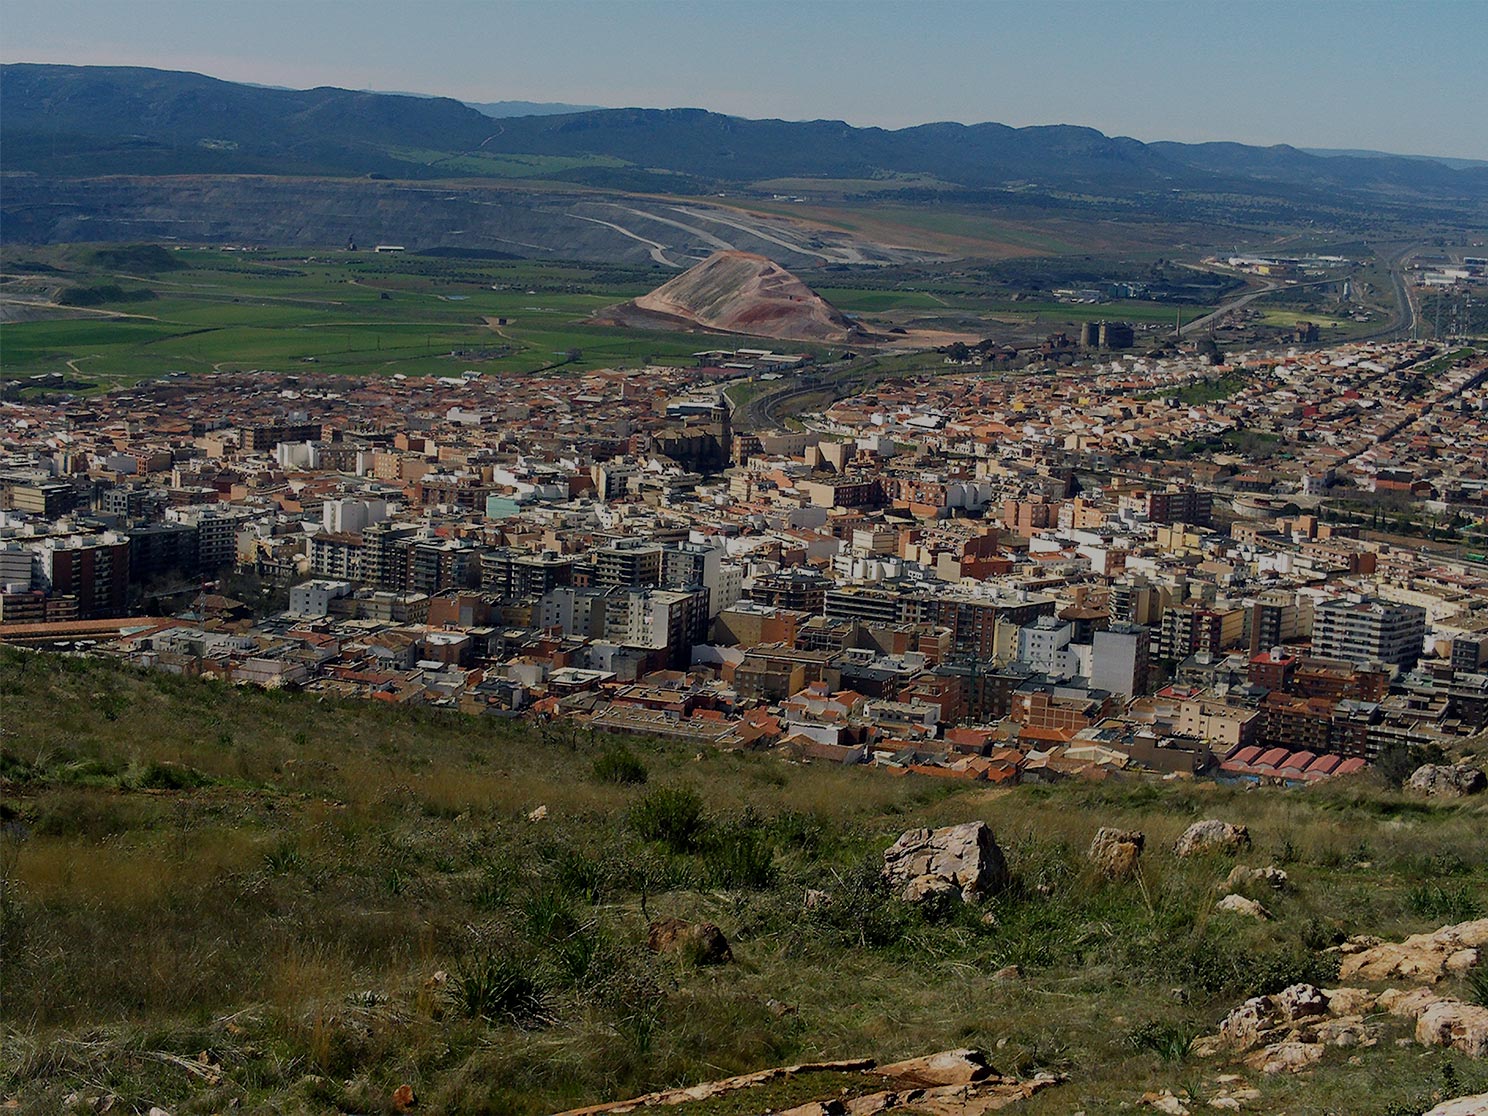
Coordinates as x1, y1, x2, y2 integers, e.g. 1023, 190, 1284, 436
4, 63, 1485, 210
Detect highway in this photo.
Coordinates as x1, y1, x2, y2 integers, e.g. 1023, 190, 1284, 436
1176, 278, 1283, 337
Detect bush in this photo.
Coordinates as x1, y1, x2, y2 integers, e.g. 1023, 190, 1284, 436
1126, 1019, 1199, 1061
703, 822, 777, 890
449, 951, 549, 1027
1407, 882, 1482, 921
130, 760, 208, 790
629, 786, 707, 854
796, 856, 920, 951
592, 745, 647, 786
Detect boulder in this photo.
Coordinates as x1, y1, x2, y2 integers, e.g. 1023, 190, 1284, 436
1215, 894, 1271, 920
1415, 999, 1488, 1057
1338, 919, 1488, 983
1223, 865, 1289, 892
647, 917, 733, 965
1408, 764, 1487, 797
1175, 820, 1251, 857
882, 821, 1008, 904
902, 874, 959, 904
1089, 827, 1145, 879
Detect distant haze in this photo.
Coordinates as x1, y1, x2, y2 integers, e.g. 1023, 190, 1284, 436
2, 0, 1485, 159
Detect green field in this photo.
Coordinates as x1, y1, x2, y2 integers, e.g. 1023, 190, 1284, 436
0, 249, 754, 388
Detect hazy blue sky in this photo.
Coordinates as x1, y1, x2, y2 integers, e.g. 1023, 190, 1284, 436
5, 0, 1485, 158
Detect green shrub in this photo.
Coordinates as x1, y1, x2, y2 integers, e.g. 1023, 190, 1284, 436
1126, 1019, 1199, 1061
796, 856, 920, 951
703, 823, 777, 890
629, 786, 707, 854
523, 890, 579, 942
551, 848, 607, 904
449, 952, 549, 1027
1406, 882, 1482, 921
592, 745, 648, 785
131, 760, 208, 790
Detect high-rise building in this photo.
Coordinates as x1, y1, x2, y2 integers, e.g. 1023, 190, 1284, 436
1311, 596, 1426, 669
39, 533, 130, 618
1090, 622, 1151, 699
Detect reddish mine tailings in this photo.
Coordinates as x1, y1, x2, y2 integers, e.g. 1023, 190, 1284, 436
611, 250, 870, 344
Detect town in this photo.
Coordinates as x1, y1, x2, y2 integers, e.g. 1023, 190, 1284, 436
4, 334, 1486, 789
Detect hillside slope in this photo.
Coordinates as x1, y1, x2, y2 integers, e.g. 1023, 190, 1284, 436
3, 649, 1488, 1114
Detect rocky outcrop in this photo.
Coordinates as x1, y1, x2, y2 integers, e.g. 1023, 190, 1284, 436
872, 1049, 992, 1087
1194, 983, 1383, 1072
1415, 998, 1488, 1056
1088, 828, 1144, 879
1379, 986, 1488, 1056
1409, 764, 1487, 797
1174, 820, 1251, 857
1337, 919, 1488, 983
882, 821, 1008, 904
647, 918, 733, 965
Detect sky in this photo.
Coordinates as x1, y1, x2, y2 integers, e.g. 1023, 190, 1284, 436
4, 0, 1486, 159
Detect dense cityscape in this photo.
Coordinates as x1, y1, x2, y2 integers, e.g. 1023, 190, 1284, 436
5, 335, 1487, 788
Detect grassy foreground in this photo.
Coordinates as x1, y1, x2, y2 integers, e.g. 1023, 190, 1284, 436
3, 647, 1488, 1115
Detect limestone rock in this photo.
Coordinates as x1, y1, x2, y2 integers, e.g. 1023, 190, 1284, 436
1379, 987, 1442, 1018
1314, 1016, 1380, 1047
1141, 1091, 1191, 1115
1338, 919, 1488, 983
1246, 1040, 1324, 1074
527, 804, 548, 822
1175, 820, 1251, 857
1408, 764, 1487, 797
1274, 983, 1327, 1023
1089, 827, 1145, 879
1423, 1095, 1488, 1116
1223, 865, 1289, 892
647, 917, 733, 964
1323, 987, 1377, 1016
902, 874, 959, 904
1215, 894, 1271, 920
1415, 999, 1488, 1057
874, 1047, 992, 1086
1218, 998, 1274, 1050
882, 821, 1008, 903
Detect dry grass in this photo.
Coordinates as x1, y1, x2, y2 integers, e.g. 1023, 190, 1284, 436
4, 648, 1488, 1115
